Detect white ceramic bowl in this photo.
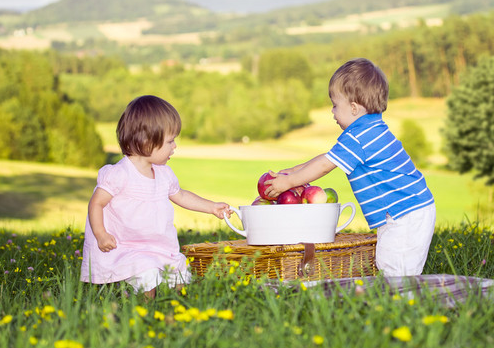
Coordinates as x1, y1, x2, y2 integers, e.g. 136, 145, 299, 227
223, 202, 356, 245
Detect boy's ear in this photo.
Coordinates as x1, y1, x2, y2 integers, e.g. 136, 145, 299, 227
351, 102, 367, 116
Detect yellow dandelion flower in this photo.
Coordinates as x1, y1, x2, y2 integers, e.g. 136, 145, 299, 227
312, 335, 324, 345
148, 330, 156, 338
188, 307, 201, 319
154, 311, 165, 321
54, 339, 83, 348
181, 287, 187, 296
205, 308, 217, 317
170, 300, 180, 307
392, 326, 412, 342
129, 318, 136, 327
223, 246, 232, 253
29, 337, 38, 345
354, 279, 364, 286
422, 315, 449, 325
0, 315, 13, 325
135, 306, 148, 317
300, 283, 307, 291
175, 305, 186, 313
392, 294, 401, 301
408, 299, 415, 306
20, 326, 27, 332
217, 309, 234, 320
174, 312, 193, 322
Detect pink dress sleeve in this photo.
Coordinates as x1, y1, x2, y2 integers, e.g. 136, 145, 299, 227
164, 166, 180, 196
96, 164, 128, 196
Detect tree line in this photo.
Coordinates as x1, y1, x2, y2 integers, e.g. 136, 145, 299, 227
2, 10, 494, 169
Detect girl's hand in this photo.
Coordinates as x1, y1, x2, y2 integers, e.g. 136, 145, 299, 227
97, 232, 117, 253
212, 202, 232, 219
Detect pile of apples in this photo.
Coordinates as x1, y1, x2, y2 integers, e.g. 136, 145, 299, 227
253, 172, 338, 205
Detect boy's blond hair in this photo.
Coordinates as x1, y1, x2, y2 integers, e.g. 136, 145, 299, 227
117, 95, 181, 157
329, 58, 388, 113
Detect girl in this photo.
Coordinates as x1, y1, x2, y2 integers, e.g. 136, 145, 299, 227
80, 95, 231, 299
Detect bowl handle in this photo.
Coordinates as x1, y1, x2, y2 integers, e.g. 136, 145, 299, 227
335, 202, 356, 232
223, 206, 247, 238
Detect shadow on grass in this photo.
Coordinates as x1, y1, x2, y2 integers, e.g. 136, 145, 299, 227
0, 173, 95, 219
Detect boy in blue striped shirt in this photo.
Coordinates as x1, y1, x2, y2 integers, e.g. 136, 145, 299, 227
264, 58, 436, 276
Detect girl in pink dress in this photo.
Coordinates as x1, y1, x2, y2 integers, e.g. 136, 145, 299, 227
80, 95, 231, 299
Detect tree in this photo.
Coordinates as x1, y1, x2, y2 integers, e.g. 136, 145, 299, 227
399, 119, 431, 168
443, 56, 494, 184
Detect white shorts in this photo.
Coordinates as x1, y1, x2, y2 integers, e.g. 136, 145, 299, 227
376, 203, 436, 276
125, 267, 192, 293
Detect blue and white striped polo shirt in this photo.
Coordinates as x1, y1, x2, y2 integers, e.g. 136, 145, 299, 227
326, 113, 434, 229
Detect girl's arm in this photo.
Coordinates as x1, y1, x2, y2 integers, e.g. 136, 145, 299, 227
265, 154, 336, 198
170, 189, 231, 219
88, 188, 117, 252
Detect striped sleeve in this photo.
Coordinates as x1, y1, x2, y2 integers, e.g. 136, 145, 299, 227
326, 133, 364, 175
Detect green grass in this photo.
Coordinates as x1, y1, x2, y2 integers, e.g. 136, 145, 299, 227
1, 224, 494, 347
0, 158, 491, 234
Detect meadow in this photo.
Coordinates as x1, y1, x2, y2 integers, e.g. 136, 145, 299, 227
1, 224, 494, 348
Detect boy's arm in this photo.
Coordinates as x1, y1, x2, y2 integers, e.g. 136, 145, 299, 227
170, 189, 231, 219
88, 188, 117, 252
265, 154, 336, 198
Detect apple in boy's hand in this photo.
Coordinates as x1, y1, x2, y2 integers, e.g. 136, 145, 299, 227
277, 190, 302, 204
301, 186, 327, 204
257, 172, 282, 201
324, 188, 338, 203
251, 196, 275, 205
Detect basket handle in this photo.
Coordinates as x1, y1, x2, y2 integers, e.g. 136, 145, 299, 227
335, 202, 356, 232
223, 206, 247, 238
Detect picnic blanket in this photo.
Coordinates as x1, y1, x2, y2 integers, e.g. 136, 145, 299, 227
270, 274, 494, 308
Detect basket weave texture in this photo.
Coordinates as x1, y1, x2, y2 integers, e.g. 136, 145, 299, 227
182, 233, 377, 281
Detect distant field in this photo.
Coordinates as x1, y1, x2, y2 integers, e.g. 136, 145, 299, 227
287, 4, 448, 34
2, 97, 493, 234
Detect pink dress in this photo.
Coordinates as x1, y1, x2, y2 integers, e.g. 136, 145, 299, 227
80, 156, 187, 284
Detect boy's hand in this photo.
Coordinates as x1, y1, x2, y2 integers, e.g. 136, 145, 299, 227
212, 202, 232, 219
264, 171, 292, 198
97, 232, 117, 253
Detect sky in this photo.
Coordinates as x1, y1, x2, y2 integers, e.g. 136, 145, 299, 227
0, 0, 59, 12
0, 0, 326, 13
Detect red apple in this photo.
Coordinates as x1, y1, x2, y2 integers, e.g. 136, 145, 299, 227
251, 196, 275, 205
290, 183, 310, 196
257, 172, 277, 201
301, 185, 327, 204
324, 188, 338, 203
277, 190, 302, 204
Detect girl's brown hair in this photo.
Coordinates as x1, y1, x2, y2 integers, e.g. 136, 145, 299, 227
117, 95, 181, 157
329, 58, 389, 113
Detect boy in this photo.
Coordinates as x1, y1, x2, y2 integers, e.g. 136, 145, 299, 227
264, 58, 435, 276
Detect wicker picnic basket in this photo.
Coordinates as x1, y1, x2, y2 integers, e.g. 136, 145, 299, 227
182, 232, 377, 281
